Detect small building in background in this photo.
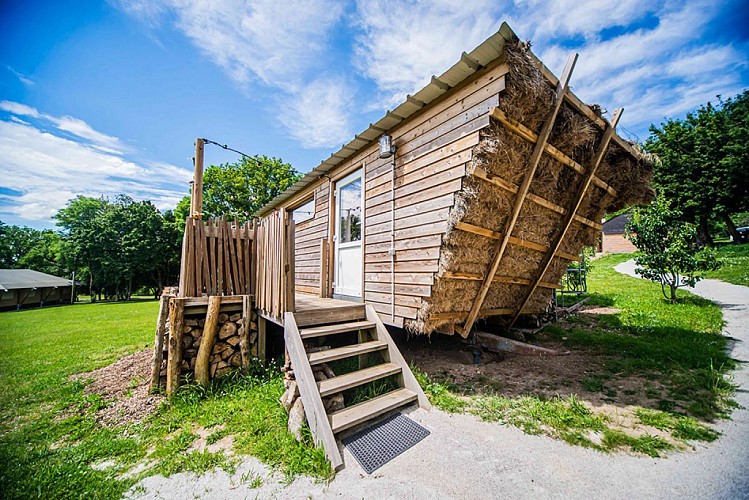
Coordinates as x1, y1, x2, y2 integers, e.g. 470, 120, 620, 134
0, 269, 73, 311
602, 213, 637, 254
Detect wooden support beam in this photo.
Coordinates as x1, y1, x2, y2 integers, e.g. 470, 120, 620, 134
454, 222, 581, 261
319, 239, 330, 298
166, 297, 185, 397
195, 296, 221, 386
442, 271, 562, 289
149, 295, 169, 393
190, 138, 205, 219
490, 108, 618, 197
509, 109, 623, 328
429, 308, 545, 322
257, 316, 267, 365
239, 295, 251, 370
461, 53, 578, 339
471, 166, 603, 231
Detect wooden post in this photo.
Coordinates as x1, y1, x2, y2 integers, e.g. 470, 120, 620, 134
166, 298, 186, 397
195, 296, 221, 386
190, 138, 205, 219
287, 218, 296, 313
258, 316, 267, 365
239, 295, 251, 370
461, 53, 578, 338
149, 295, 170, 393
319, 239, 329, 298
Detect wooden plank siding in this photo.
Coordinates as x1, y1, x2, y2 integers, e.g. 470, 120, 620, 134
285, 62, 510, 327
293, 183, 330, 293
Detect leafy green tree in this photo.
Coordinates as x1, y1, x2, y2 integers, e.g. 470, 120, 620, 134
201, 155, 301, 220
56, 196, 109, 301
18, 231, 67, 277
646, 91, 749, 244
174, 195, 191, 223
55, 195, 181, 301
0, 221, 44, 268
626, 196, 721, 302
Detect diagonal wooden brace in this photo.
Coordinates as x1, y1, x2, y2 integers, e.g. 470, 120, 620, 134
460, 53, 579, 338
508, 108, 623, 328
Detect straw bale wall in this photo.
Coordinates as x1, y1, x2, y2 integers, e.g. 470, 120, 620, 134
408, 42, 653, 334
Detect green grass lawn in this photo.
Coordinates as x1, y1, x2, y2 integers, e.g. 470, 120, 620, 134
0, 300, 330, 500
415, 254, 736, 456
703, 243, 749, 286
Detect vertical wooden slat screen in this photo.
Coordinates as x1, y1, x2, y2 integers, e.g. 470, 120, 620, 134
255, 209, 296, 323
178, 217, 255, 297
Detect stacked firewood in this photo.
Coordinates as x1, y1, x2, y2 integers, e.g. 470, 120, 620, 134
280, 350, 344, 441
158, 310, 258, 382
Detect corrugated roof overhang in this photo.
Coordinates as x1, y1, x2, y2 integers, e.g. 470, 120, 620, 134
256, 22, 517, 216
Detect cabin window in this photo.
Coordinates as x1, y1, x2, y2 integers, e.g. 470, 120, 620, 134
292, 197, 315, 224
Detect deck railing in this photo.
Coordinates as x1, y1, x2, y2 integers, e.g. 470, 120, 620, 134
178, 217, 256, 297
255, 208, 295, 322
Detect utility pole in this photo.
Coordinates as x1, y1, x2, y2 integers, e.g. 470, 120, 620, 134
190, 138, 205, 219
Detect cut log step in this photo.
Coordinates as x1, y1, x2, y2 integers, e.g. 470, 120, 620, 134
299, 320, 376, 339
329, 388, 418, 434
318, 362, 401, 398
294, 305, 367, 327
308, 340, 388, 365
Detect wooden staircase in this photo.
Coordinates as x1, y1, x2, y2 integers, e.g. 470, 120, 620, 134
284, 304, 430, 469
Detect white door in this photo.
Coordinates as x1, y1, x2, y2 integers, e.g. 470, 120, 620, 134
334, 169, 363, 298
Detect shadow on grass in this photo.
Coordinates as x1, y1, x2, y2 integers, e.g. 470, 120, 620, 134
398, 296, 736, 423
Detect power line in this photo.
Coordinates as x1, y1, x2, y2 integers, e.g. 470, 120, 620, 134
201, 138, 252, 159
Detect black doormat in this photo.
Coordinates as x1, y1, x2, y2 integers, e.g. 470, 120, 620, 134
342, 412, 430, 474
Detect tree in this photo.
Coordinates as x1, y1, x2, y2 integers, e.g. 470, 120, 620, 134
646, 91, 749, 244
201, 155, 301, 220
55, 195, 181, 301
626, 196, 721, 302
18, 231, 67, 277
0, 221, 44, 268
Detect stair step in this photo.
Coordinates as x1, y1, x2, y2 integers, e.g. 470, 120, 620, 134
318, 363, 401, 398
308, 341, 388, 365
300, 320, 376, 339
329, 388, 418, 434
294, 305, 366, 327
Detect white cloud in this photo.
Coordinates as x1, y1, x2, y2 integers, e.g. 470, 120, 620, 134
5, 66, 35, 86
510, 0, 747, 136
0, 117, 191, 223
277, 77, 355, 148
113, 0, 350, 149
0, 101, 40, 118
510, 0, 661, 42
1, 100, 128, 154
353, 0, 503, 107
113, 0, 747, 149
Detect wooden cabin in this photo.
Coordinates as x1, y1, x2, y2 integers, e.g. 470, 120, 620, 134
163, 22, 653, 470
256, 22, 653, 336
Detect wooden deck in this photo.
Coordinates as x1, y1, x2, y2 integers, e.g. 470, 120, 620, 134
260, 293, 359, 325
295, 294, 359, 312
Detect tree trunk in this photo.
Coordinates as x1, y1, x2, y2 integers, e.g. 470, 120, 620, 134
696, 216, 713, 247
89, 274, 96, 303
723, 213, 741, 243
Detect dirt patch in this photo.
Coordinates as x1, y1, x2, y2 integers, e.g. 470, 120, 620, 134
580, 306, 622, 315
396, 332, 667, 409
72, 349, 163, 426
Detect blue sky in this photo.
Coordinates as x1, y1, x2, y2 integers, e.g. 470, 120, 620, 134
1, 0, 747, 229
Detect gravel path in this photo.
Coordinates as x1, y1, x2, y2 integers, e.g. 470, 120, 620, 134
130, 261, 749, 499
